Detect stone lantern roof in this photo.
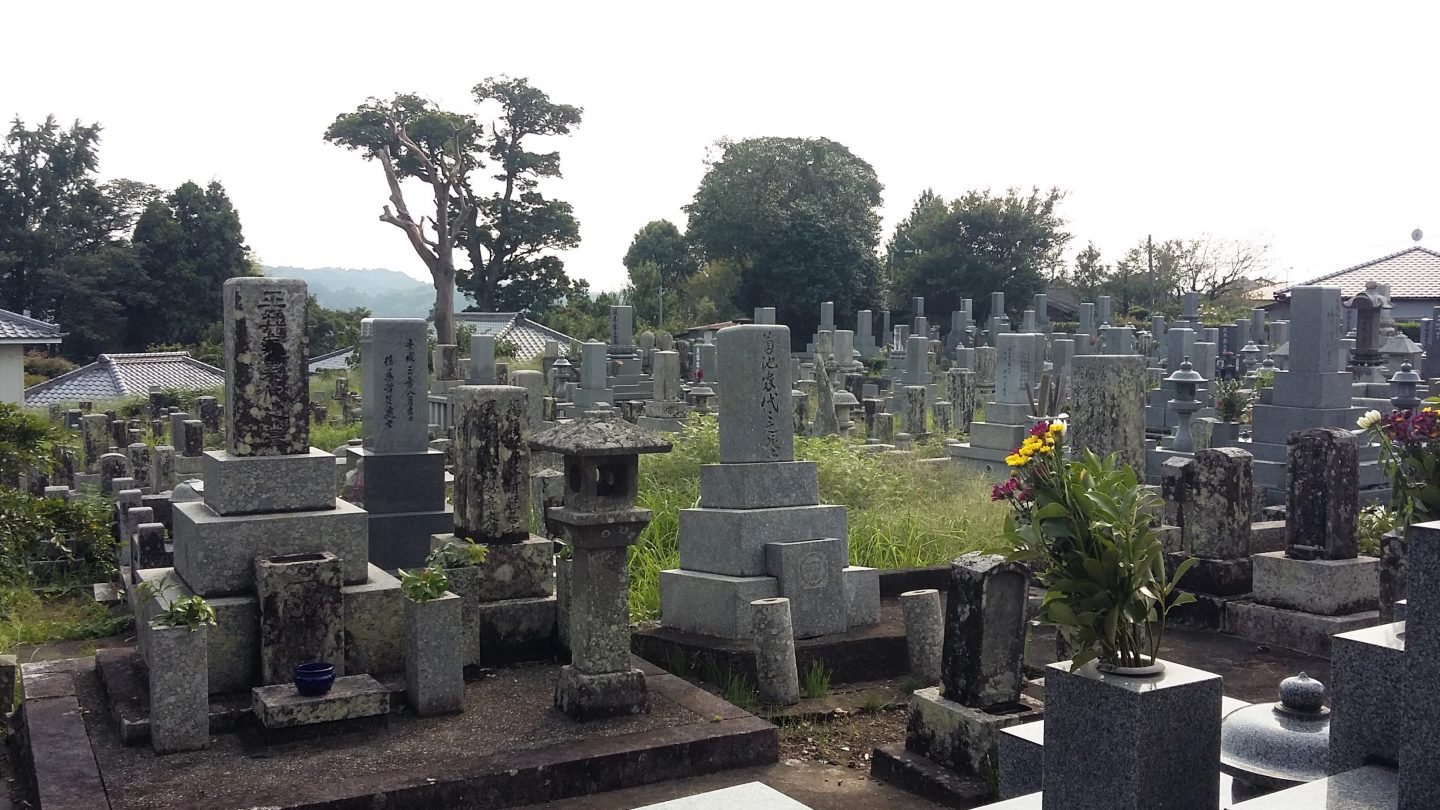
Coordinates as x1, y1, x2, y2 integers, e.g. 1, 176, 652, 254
530, 410, 673, 457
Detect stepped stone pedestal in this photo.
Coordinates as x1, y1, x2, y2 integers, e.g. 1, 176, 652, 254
660, 325, 878, 641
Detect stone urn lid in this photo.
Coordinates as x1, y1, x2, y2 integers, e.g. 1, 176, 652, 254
832, 390, 860, 407
1219, 673, 1331, 790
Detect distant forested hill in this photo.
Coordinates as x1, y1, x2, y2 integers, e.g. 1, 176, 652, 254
263, 266, 467, 317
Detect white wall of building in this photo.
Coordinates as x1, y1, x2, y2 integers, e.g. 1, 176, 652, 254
0, 345, 24, 405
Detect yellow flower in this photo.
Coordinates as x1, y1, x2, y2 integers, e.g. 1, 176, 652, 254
1005, 453, 1027, 467
1048, 422, 1066, 435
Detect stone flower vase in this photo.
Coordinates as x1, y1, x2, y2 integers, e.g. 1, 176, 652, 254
1380, 527, 1409, 622
1211, 421, 1241, 447
404, 592, 464, 716
1041, 658, 1222, 810
147, 622, 210, 754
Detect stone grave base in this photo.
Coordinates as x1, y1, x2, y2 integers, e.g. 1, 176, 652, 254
1250, 552, 1380, 616
869, 742, 992, 808
20, 654, 775, 810
903, 686, 1043, 776
554, 665, 647, 720
1226, 601, 1382, 657
1329, 622, 1404, 773
638, 567, 950, 688
1166, 590, 1250, 631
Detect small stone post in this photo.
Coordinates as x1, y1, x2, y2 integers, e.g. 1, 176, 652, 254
901, 588, 943, 686
751, 597, 800, 705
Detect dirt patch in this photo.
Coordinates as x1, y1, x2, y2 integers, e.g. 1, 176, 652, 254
776, 704, 909, 771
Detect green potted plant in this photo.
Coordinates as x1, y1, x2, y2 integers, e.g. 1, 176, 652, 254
138, 580, 215, 754
423, 539, 488, 667
399, 565, 464, 716
1211, 379, 1251, 445
992, 419, 1223, 808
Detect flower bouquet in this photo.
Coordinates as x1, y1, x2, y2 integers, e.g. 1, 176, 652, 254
1357, 404, 1440, 526
993, 419, 1195, 670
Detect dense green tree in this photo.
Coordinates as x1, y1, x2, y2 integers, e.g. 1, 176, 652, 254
1069, 242, 1109, 300
623, 220, 696, 290
685, 137, 883, 345
0, 116, 112, 315
459, 77, 584, 314
307, 296, 370, 356
886, 187, 1070, 325
131, 181, 253, 347
544, 281, 619, 342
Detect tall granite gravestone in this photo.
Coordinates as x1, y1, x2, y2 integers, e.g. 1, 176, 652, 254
469, 334, 497, 384
1248, 286, 1373, 500
887, 554, 1042, 781
639, 350, 687, 432
429, 385, 556, 659
147, 277, 406, 698
1229, 428, 1381, 656
345, 318, 454, 571
574, 340, 613, 410
659, 325, 879, 639
608, 305, 648, 397
753, 306, 776, 324
951, 332, 1041, 471
1069, 354, 1147, 472
856, 309, 879, 359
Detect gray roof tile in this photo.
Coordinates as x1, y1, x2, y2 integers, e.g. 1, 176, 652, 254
0, 308, 62, 343
1284, 246, 1440, 300
454, 312, 575, 360
25, 352, 224, 407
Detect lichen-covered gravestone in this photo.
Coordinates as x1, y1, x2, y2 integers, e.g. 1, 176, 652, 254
225, 278, 309, 456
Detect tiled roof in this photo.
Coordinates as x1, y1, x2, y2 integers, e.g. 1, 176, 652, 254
309, 347, 354, 373
1280, 246, 1440, 300
453, 312, 575, 360
0, 308, 62, 343
24, 352, 224, 407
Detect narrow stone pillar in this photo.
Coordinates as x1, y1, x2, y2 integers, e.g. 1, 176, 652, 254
148, 623, 209, 753
149, 445, 175, 493
405, 592, 464, 716
751, 597, 800, 705
942, 553, 1030, 709
181, 421, 205, 457
450, 385, 530, 543
469, 334, 497, 384
126, 443, 150, 490
1286, 428, 1359, 560
902, 385, 927, 435
81, 414, 109, 472
135, 522, 168, 571
901, 588, 943, 686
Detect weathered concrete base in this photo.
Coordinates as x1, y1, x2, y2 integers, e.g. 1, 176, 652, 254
25, 654, 777, 810
429, 533, 555, 600
200, 449, 337, 515
1166, 590, 1249, 631
1227, 601, 1383, 657
554, 665, 647, 720
904, 686, 1043, 776
476, 594, 558, 663
1251, 552, 1381, 615
172, 499, 369, 596
869, 742, 992, 808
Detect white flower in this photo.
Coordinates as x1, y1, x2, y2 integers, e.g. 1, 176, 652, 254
1356, 410, 1382, 430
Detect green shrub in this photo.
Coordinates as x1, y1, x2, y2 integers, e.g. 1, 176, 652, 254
0, 403, 65, 484
24, 352, 75, 380
0, 489, 115, 586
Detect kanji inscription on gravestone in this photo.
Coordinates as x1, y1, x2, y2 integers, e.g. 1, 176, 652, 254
361, 318, 429, 453
718, 324, 794, 464
224, 278, 308, 456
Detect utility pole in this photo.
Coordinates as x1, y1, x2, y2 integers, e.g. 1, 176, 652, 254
1147, 234, 1155, 311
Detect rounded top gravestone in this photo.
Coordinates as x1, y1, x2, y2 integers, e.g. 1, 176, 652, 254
717, 324, 793, 464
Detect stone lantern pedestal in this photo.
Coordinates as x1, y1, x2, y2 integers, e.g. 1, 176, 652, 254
532, 410, 672, 719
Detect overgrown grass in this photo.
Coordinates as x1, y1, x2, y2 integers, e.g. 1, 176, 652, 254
802, 660, 832, 699
0, 587, 132, 653
629, 417, 1006, 621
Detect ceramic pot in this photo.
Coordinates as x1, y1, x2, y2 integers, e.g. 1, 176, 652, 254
294, 661, 336, 697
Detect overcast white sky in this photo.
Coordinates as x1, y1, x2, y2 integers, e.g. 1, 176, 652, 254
7, 1, 1437, 293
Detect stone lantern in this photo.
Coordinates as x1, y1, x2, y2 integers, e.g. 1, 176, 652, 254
1390, 362, 1423, 412
547, 356, 573, 401
530, 410, 672, 719
833, 390, 859, 437
1166, 357, 1207, 453
690, 383, 716, 415
1239, 341, 1261, 377
1346, 281, 1391, 379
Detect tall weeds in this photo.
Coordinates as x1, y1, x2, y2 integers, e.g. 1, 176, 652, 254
629, 417, 1005, 621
